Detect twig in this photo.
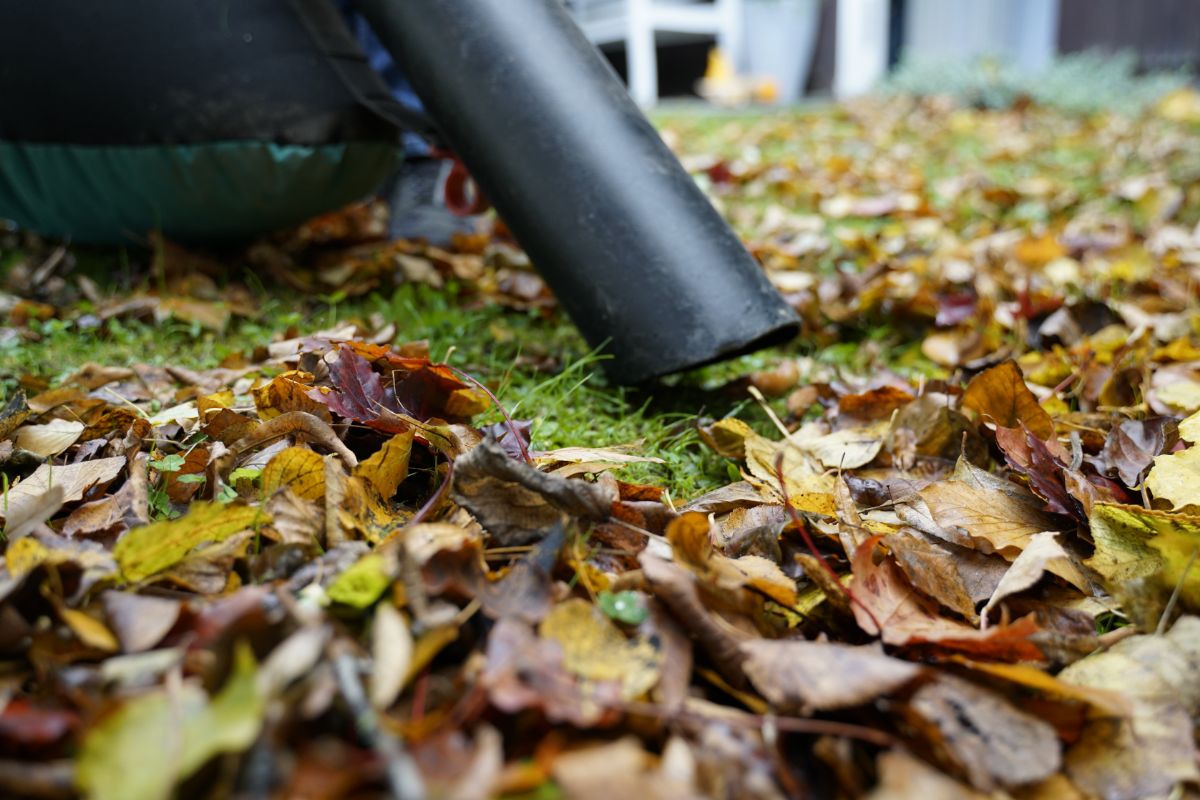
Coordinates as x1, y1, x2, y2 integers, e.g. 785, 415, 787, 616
447, 365, 532, 464
407, 460, 454, 528
1157, 546, 1199, 637
773, 453, 883, 634
331, 645, 425, 800
616, 699, 898, 748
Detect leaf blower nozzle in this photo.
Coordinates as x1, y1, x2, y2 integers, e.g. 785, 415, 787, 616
352, 0, 800, 384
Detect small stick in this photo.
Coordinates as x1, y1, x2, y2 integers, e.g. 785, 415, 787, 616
331, 645, 426, 800
447, 365, 532, 464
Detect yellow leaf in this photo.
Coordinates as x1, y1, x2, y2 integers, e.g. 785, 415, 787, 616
962, 360, 1055, 440
698, 417, 756, 459
1153, 338, 1200, 363
948, 657, 1130, 717
60, 607, 119, 652
197, 390, 235, 419
1179, 410, 1200, 444
1156, 381, 1200, 415
444, 387, 491, 419
114, 502, 263, 583
1014, 234, 1065, 267
1157, 87, 1200, 123
1086, 504, 1200, 622
539, 598, 662, 700
1145, 446, 1200, 512
354, 430, 415, 499
261, 446, 325, 501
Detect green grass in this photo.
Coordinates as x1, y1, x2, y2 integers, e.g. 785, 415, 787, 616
1, 273, 802, 499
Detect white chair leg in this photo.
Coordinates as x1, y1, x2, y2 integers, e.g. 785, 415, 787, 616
715, 0, 743, 73
626, 0, 658, 106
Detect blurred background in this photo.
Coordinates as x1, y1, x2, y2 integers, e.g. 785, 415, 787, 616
565, 0, 1200, 106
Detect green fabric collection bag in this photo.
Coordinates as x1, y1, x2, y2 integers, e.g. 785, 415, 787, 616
0, 140, 402, 244
0, 0, 425, 244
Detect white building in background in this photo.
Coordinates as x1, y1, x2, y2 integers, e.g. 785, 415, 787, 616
564, 0, 1195, 105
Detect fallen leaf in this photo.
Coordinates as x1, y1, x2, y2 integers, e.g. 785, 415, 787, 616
866, 750, 989, 800
354, 430, 414, 499
326, 553, 393, 609
369, 602, 413, 709
114, 502, 263, 583
981, 531, 1089, 621
0, 391, 33, 442
1086, 503, 1200, 626
905, 675, 1061, 790
252, 371, 329, 421
0, 457, 126, 531
1058, 616, 1200, 800
1144, 443, 1200, 511
75, 642, 263, 800
915, 458, 1062, 556
101, 591, 182, 653
452, 439, 615, 545
261, 446, 326, 501
539, 597, 662, 700
962, 361, 1055, 439
850, 536, 1044, 660
741, 638, 921, 711
14, 419, 85, 457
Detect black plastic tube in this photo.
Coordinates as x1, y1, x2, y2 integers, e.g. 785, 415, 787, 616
352, 0, 799, 384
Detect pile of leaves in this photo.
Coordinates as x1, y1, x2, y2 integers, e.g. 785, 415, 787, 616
3, 91, 1200, 798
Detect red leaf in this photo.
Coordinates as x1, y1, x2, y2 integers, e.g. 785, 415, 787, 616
0, 700, 78, 749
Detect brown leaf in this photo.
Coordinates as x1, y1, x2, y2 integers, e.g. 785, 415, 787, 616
251, 371, 330, 422
866, 750, 989, 800
850, 536, 1044, 661
741, 639, 921, 711
905, 675, 1061, 790
1099, 417, 1176, 487
915, 458, 1062, 557
451, 439, 615, 545
0, 391, 32, 439
885, 530, 1006, 623
962, 361, 1055, 440
0, 457, 126, 534
981, 531, 1089, 620
101, 592, 181, 653
639, 553, 750, 688
481, 617, 619, 727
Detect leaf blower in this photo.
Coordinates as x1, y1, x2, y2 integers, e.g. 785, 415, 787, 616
351, 0, 799, 384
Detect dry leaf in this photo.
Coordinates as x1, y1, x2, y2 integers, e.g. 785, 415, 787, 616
741, 639, 921, 710
14, 419, 85, 457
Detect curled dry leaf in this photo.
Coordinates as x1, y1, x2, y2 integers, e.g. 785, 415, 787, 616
451, 438, 615, 545
369, 602, 414, 710
0, 457, 126, 533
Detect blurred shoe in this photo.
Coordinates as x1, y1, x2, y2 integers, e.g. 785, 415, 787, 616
385, 157, 478, 245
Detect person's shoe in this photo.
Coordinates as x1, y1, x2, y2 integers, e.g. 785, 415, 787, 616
385, 157, 479, 245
